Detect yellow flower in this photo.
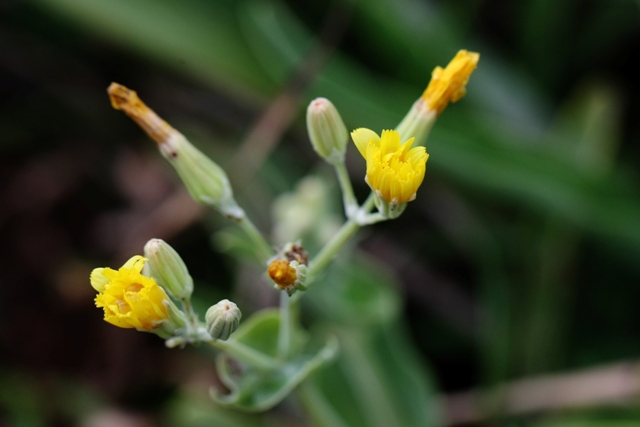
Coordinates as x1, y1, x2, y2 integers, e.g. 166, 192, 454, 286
91, 256, 169, 330
351, 128, 429, 204
421, 49, 480, 115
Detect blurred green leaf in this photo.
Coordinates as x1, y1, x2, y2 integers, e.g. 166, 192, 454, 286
168, 391, 283, 427
306, 257, 442, 427
210, 309, 338, 412
0, 372, 46, 427
28, 0, 276, 97
307, 256, 401, 326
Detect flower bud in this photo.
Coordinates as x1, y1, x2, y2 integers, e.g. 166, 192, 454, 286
158, 134, 244, 218
144, 238, 193, 300
395, 98, 437, 147
397, 50, 479, 147
205, 299, 242, 341
306, 98, 349, 164
108, 83, 244, 219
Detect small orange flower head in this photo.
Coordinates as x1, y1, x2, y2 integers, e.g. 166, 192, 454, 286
267, 258, 307, 296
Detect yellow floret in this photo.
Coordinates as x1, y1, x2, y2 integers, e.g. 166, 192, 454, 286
267, 259, 298, 289
421, 50, 479, 115
91, 255, 169, 330
351, 128, 429, 204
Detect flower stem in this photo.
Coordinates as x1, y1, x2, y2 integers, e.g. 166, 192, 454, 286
277, 291, 292, 360
208, 339, 279, 370
353, 192, 378, 225
296, 192, 377, 297
307, 218, 360, 281
237, 215, 274, 263
361, 192, 376, 213
333, 162, 358, 218
181, 298, 199, 335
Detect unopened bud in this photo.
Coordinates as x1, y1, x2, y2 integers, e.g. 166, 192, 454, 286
395, 98, 437, 147
144, 238, 193, 300
158, 134, 243, 218
108, 83, 244, 219
205, 299, 242, 341
306, 98, 349, 164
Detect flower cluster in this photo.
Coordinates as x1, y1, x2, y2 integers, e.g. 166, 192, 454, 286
90, 48, 479, 412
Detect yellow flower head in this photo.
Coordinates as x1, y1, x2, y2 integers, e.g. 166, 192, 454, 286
91, 256, 169, 330
352, 128, 429, 204
421, 49, 480, 115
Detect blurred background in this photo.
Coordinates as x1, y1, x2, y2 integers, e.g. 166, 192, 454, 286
2, 0, 640, 426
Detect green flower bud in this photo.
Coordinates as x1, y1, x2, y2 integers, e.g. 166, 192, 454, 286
159, 297, 188, 338
159, 134, 244, 218
107, 83, 244, 219
306, 98, 349, 164
205, 299, 242, 341
144, 238, 193, 300
395, 98, 437, 147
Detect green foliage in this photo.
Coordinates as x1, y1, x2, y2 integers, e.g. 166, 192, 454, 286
305, 258, 442, 427
211, 309, 338, 412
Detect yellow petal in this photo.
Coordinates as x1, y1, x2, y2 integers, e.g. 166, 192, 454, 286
90, 268, 109, 292
121, 255, 147, 273
421, 50, 479, 115
379, 130, 401, 157
351, 128, 379, 158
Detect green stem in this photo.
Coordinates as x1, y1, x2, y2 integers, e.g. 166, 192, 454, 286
361, 192, 376, 213
237, 215, 274, 263
180, 298, 199, 335
352, 192, 378, 225
307, 218, 360, 280
289, 192, 376, 303
208, 339, 279, 370
334, 162, 358, 218
277, 291, 292, 360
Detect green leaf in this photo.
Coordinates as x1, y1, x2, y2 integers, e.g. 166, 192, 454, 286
168, 390, 283, 427
28, 0, 275, 96
306, 257, 442, 427
210, 309, 338, 412
307, 256, 401, 326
